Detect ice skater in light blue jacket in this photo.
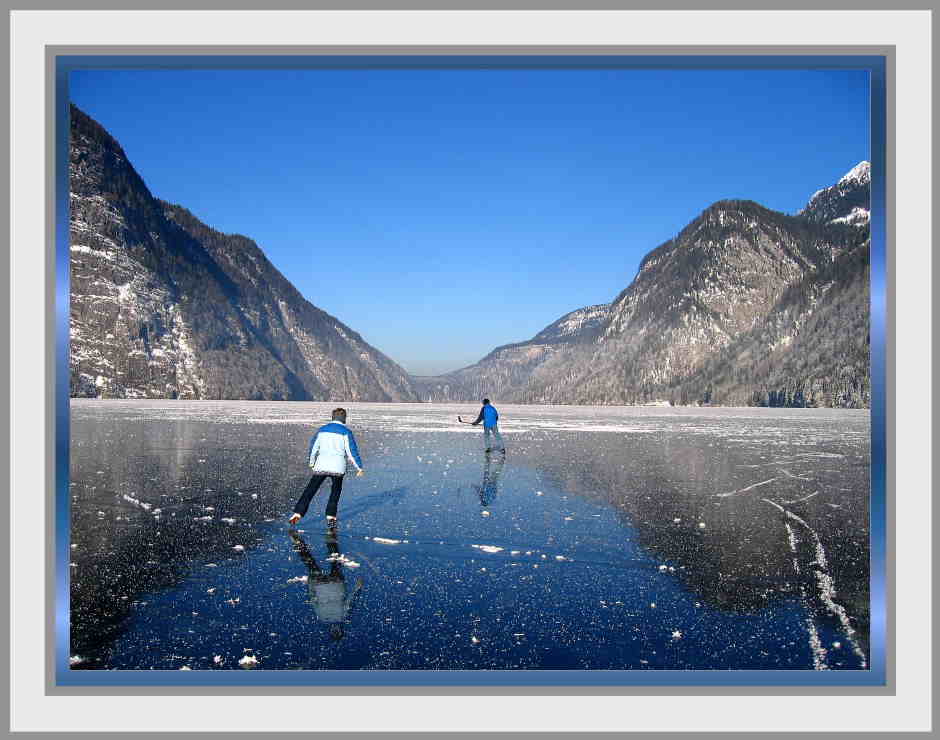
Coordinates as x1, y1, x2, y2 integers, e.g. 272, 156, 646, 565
289, 408, 364, 529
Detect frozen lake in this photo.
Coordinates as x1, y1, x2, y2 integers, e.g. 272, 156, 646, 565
68, 401, 871, 672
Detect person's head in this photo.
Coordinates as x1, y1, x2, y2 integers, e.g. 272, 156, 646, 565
329, 624, 345, 641
332, 408, 347, 423
482, 398, 490, 405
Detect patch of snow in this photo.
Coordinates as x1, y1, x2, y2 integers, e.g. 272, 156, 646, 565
838, 161, 871, 185
471, 544, 504, 554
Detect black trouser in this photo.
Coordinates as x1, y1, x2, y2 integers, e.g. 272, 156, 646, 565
290, 530, 342, 580
293, 474, 344, 519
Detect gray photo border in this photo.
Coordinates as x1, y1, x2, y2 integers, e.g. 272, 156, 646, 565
2, 1, 931, 738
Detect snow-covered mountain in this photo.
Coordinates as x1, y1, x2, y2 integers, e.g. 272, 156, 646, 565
799, 160, 871, 225
69, 104, 418, 401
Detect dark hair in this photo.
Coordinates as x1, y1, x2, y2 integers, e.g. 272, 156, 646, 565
332, 408, 347, 423
482, 398, 490, 405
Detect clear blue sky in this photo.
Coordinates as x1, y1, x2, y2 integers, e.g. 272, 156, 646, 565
70, 67, 869, 375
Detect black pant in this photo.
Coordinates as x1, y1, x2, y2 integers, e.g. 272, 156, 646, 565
290, 530, 342, 580
293, 474, 344, 519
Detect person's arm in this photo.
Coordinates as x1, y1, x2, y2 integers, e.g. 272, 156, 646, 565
472, 408, 484, 425
307, 432, 320, 467
345, 431, 364, 473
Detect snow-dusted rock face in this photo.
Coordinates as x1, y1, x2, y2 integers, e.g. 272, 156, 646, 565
799, 160, 871, 225
531, 304, 610, 343
69, 104, 418, 401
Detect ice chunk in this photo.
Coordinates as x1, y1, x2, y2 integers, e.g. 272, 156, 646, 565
471, 544, 504, 554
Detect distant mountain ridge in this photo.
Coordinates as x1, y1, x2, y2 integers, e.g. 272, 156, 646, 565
69, 104, 418, 401
412, 303, 610, 402
418, 164, 871, 408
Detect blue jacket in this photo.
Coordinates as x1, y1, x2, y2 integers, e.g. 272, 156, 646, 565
306, 422, 363, 476
473, 404, 499, 429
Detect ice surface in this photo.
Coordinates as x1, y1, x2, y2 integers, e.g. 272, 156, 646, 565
68, 400, 870, 671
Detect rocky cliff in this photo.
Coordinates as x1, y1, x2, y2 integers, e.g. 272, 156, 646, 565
69, 104, 418, 401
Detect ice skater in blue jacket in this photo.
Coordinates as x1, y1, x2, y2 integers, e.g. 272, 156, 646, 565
289, 408, 364, 529
472, 398, 506, 453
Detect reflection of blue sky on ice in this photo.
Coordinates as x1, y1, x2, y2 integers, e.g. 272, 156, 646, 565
69, 401, 870, 671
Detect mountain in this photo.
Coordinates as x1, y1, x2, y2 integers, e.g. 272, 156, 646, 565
69, 104, 418, 401
412, 303, 610, 402
799, 161, 871, 226
422, 163, 871, 408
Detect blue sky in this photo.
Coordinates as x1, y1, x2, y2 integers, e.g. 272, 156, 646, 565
70, 67, 869, 375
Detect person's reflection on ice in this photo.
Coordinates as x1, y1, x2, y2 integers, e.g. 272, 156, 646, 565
289, 530, 363, 641
474, 448, 506, 508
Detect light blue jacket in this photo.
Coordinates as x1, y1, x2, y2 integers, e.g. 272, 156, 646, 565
307, 422, 363, 476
